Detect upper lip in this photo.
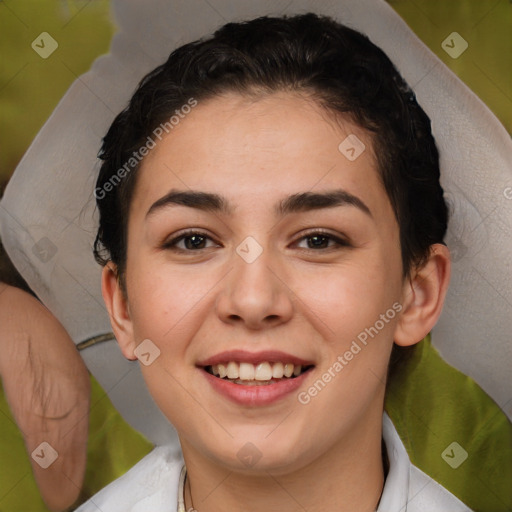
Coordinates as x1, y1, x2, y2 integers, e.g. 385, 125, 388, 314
197, 350, 315, 367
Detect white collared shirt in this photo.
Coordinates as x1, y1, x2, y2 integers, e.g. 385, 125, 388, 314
75, 414, 472, 511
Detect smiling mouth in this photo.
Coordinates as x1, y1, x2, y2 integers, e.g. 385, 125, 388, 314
204, 361, 313, 386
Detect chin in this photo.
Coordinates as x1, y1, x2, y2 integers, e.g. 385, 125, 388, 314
199, 429, 313, 475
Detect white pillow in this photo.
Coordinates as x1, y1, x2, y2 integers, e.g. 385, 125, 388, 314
1, 0, 511, 444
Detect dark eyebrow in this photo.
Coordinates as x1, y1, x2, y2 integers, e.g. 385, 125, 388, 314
146, 190, 232, 218
275, 190, 372, 217
146, 188, 371, 219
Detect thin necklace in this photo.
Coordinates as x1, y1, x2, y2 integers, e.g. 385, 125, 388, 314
177, 465, 187, 512
178, 461, 385, 512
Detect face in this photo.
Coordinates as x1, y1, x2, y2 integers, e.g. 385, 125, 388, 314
119, 92, 407, 474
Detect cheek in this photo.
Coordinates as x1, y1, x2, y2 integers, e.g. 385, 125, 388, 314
126, 255, 216, 342
292, 261, 399, 437
290, 256, 400, 344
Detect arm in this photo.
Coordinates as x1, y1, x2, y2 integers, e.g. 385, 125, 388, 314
0, 283, 90, 511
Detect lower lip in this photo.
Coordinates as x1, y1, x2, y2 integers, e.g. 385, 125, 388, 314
201, 369, 311, 406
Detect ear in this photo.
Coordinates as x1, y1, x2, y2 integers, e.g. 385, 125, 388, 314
101, 263, 137, 360
394, 243, 451, 347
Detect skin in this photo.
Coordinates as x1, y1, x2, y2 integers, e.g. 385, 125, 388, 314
0, 283, 90, 512
103, 91, 450, 512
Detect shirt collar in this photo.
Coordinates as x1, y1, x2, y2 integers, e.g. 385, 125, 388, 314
378, 412, 410, 511
176, 413, 412, 512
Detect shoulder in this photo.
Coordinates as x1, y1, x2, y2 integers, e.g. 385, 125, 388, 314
74, 445, 184, 512
0, 283, 36, 314
0, 284, 75, 376
0, 283, 61, 335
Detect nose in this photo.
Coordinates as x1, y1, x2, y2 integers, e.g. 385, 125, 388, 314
215, 242, 294, 330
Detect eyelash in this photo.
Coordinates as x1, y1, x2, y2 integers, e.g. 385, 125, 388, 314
162, 229, 350, 252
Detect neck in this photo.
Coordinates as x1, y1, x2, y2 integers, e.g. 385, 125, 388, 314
181, 410, 385, 512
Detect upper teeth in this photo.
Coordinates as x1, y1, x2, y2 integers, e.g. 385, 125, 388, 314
211, 362, 303, 380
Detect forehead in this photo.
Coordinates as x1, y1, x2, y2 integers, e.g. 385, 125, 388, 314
130, 92, 391, 221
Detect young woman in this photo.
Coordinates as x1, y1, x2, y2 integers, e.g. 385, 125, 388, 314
79, 13, 466, 511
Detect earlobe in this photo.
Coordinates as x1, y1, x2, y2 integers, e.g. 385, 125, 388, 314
101, 264, 137, 360
393, 244, 451, 347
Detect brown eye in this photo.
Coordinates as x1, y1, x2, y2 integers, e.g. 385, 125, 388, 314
306, 234, 330, 249
182, 234, 208, 250
163, 231, 220, 251
295, 230, 350, 251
